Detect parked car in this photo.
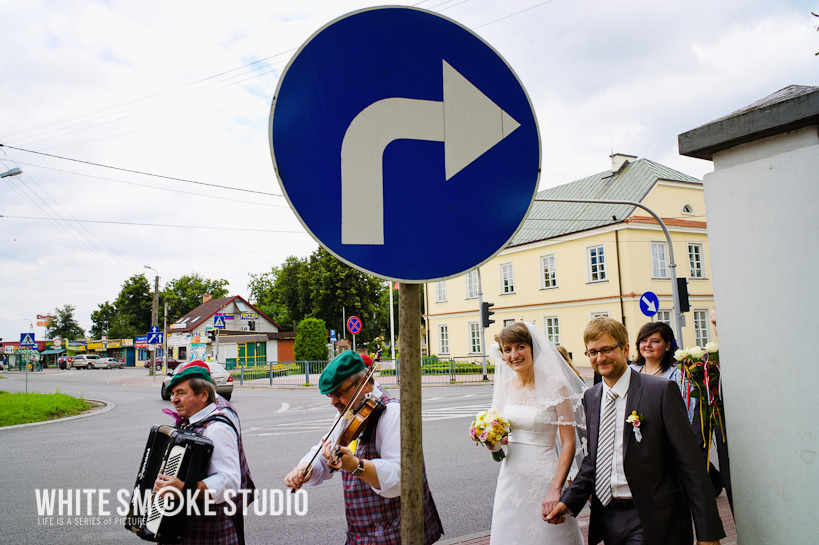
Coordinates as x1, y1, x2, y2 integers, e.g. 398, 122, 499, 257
58, 356, 69, 369
68, 354, 100, 369
92, 357, 124, 369
161, 361, 233, 401
144, 357, 181, 373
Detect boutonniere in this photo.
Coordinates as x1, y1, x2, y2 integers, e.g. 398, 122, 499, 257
626, 411, 643, 443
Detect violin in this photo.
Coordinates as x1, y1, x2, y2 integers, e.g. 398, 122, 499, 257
289, 360, 382, 491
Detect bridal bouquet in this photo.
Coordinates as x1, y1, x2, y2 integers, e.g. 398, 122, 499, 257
470, 409, 511, 462
675, 343, 724, 452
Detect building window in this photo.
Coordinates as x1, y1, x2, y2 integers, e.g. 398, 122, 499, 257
238, 342, 267, 363
466, 270, 478, 299
689, 243, 705, 279
655, 310, 672, 325
590, 311, 610, 319
438, 324, 449, 354
500, 263, 515, 294
588, 245, 607, 282
651, 241, 669, 279
541, 254, 557, 289
436, 281, 447, 303
693, 310, 709, 346
681, 204, 694, 215
543, 316, 560, 345
469, 322, 481, 354
503, 319, 516, 327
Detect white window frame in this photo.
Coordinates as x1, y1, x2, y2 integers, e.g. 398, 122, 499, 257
503, 318, 516, 327
587, 245, 607, 282
540, 254, 557, 289
590, 310, 610, 319
468, 322, 481, 354
655, 310, 672, 326
693, 309, 710, 346
438, 324, 449, 355
435, 281, 447, 303
465, 270, 478, 299
500, 262, 515, 294
650, 241, 669, 279
543, 315, 560, 345
681, 204, 694, 215
688, 243, 706, 279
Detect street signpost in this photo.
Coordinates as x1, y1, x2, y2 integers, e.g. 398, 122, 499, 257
640, 291, 660, 318
20, 333, 36, 348
269, 6, 540, 283
346, 316, 362, 336
213, 314, 226, 329
270, 8, 540, 542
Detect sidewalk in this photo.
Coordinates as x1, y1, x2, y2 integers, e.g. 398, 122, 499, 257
440, 493, 736, 545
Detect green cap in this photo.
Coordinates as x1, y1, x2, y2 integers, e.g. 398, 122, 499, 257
167, 362, 213, 391
319, 351, 366, 395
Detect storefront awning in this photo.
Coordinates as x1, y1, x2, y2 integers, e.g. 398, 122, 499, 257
41, 349, 65, 355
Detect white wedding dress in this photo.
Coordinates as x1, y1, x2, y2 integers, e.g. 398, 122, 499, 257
489, 387, 583, 545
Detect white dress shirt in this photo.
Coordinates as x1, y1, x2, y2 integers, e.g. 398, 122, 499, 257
600, 367, 633, 500
301, 384, 401, 498
188, 402, 241, 503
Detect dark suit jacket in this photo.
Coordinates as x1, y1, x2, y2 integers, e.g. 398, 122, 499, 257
561, 371, 725, 545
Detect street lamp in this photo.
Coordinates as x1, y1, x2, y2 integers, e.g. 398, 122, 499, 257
1, 168, 22, 178
144, 265, 160, 375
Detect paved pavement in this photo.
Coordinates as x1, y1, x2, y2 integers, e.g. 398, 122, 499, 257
440, 493, 736, 545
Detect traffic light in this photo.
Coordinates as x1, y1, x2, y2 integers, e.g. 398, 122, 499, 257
480, 302, 495, 329
207, 330, 216, 342
676, 277, 691, 313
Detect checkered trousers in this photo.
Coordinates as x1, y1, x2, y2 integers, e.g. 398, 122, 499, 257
341, 392, 444, 545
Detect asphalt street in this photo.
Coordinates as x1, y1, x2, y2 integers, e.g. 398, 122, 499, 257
0, 368, 500, 544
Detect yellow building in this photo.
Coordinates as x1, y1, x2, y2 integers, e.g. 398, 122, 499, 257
423, 155, 715, 371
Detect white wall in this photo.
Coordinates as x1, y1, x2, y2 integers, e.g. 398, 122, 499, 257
704, 126, 819, 544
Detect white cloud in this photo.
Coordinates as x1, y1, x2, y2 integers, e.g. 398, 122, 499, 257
0, 0, 814, 339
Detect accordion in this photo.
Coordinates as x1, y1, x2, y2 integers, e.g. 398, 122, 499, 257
125, 425, 214, 543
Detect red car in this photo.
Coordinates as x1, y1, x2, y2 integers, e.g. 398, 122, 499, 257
143, 357, 182, 372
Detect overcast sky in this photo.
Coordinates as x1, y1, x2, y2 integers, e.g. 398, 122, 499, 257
0, 0, 814, 342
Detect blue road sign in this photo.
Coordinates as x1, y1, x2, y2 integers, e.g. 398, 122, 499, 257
147, 332, 164, 345
270, 7, 539, 282
213, 315, 226, 329
347, 316, 363, 336
150, 325, 160, 334
639, 291, 660, 317
330, 329, 337, 342
20, 333, 36, 348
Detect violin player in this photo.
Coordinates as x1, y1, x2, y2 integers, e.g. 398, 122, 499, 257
284, 351, 444, 544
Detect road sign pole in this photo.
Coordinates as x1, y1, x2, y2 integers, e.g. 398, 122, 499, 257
150, 274, 159, 376
399, 283, 423, 544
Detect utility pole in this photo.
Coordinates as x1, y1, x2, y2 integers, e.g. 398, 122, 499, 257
145, 266, 160, 375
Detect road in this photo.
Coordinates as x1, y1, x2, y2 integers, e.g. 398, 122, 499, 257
0, 368, 500, 544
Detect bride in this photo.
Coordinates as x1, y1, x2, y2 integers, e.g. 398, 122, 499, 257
487, 322, 586, 545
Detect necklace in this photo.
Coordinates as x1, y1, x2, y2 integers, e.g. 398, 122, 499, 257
642, 365, 662, 376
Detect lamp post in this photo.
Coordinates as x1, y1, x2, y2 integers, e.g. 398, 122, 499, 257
144, 265, 159, 375
1, 168, 22, 179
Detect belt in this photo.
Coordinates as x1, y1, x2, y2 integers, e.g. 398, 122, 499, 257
607, 498, 635, 509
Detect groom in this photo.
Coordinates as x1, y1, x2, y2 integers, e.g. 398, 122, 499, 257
546, 317, 724, 545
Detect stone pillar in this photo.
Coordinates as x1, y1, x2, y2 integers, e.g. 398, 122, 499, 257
679, 85, 819, 544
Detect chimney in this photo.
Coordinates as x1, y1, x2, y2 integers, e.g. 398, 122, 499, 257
203, 294, 212, 304
610, 153, 637, 174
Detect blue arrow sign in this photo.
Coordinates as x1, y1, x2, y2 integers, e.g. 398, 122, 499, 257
150, 325, 160, 334
20, 333, 36, 348
213, 315, 226, 329
270, 7, 539, 282
329, 329, 337, 342
639, 291, 660, 317
147, 332, 164, 345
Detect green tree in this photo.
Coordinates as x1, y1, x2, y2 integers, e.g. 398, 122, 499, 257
104, 273, 153, 339
294, 317, 329, 361
248, 256, 310, 330
161, 274, 229, 321
90, 301, 116, 339
45, 304, 85, 340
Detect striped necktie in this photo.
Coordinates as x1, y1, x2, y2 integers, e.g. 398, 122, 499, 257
595, 389, 619, 506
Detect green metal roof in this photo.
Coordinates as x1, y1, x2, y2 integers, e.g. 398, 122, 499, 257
509, 158, 701, 247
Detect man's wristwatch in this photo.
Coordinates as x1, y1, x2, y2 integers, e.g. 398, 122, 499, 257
350, 457, 366, 477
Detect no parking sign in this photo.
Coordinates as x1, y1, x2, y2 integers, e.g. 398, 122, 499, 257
347, 316, 362, 336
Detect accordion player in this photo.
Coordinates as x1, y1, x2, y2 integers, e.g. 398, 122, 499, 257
125, 424, 214, 543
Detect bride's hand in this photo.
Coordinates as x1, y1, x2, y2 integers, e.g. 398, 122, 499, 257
500, 436, 508, 446
541, 486, 561, 519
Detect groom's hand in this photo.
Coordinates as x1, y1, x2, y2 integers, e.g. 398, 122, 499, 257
544, 501, 570, 524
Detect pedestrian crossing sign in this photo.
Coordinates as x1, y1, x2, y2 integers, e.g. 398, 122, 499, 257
20, 333, 36, 347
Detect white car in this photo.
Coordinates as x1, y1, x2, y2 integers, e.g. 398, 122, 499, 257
161, 361, 234, 401
92, 357, 124, 369
68, 354, 100, 369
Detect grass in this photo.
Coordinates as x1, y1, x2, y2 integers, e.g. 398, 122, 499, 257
0, 390, 91, 427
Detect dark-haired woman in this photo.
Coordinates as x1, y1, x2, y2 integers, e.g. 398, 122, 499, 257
629, 322, 695, 421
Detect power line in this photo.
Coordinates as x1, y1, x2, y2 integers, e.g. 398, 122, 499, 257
0, 213, 308, 233
0, 144, 283, 197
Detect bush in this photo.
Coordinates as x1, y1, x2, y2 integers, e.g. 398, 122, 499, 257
294, 317, 329, 362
